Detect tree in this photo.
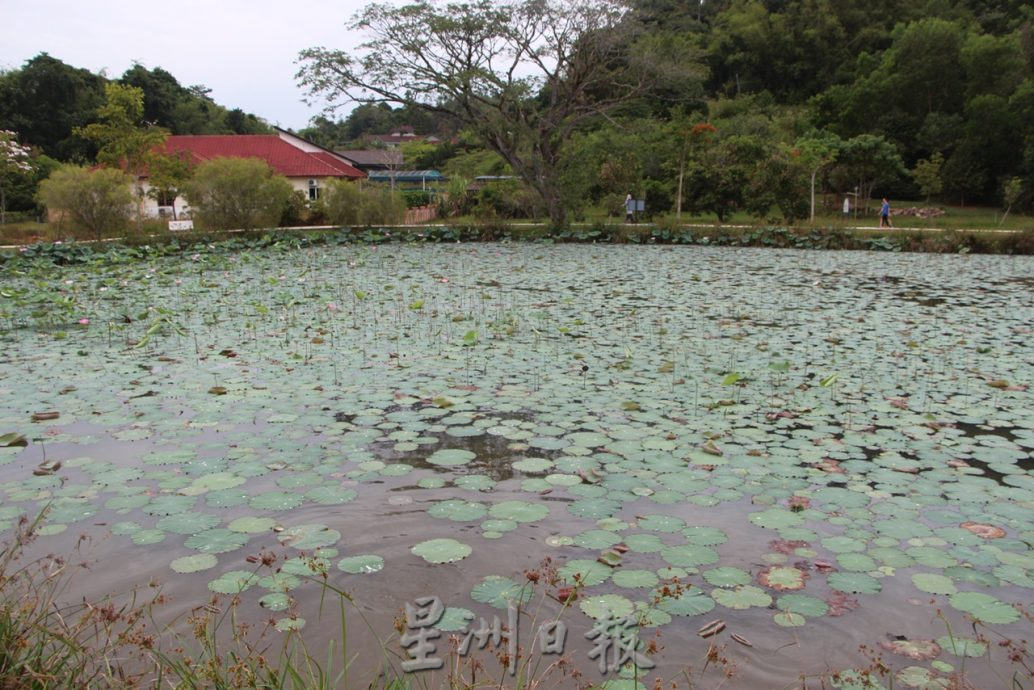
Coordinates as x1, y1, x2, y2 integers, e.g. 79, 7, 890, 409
298, 0, 701, 227
0, 130, 34, 224
76, 83, 170, 220
37, 165, 134, 240
146, 151, 193, 219
182, 157, 293, 231
912, 152, 945, 202
829, 134, 907, 214
794, 131, 841, 221
323, 179, 407, 225
1000, 176, 1024, 223
0, 53, 106, 161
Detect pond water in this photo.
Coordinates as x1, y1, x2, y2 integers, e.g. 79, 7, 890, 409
1, 243, 1032, 689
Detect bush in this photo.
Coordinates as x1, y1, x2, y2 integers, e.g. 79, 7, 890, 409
36, 166, 134, 240
183, 157, 293, 231
323, 180, 406, 226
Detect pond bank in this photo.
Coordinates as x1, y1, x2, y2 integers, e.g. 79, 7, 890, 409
3, 222, 1034, 262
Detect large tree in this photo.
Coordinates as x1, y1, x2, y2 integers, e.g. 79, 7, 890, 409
297, 0, 701, 226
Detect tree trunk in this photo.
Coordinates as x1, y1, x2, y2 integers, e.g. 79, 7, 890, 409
676, 152, 686, 220
809, 169, 817, 222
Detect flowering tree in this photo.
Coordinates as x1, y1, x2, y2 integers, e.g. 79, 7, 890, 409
0, 130, 34, 224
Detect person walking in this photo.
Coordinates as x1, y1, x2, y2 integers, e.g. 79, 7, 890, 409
879, 198, 892, 228
625, 194, 635, 223
843, 196, 851, 220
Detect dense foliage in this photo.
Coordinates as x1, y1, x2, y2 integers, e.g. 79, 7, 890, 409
182, 157, 294, 231
0, 54, 269, 215
302, 0, 1034, 219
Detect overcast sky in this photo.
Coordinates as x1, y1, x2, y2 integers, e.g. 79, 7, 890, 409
1, 0, 375, 131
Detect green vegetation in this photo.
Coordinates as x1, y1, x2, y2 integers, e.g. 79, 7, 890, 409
36, 166, 134, 240
183, 158, 295, 231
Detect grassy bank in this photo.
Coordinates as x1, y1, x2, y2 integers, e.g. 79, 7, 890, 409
2, 221, 1034, 271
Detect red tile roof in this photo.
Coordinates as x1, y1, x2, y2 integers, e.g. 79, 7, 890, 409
162, 135, 364, 179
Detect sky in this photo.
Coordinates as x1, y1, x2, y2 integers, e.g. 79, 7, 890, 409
1, 0, 375, 131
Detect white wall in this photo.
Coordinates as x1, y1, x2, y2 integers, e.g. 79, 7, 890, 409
137, 177, 329, 218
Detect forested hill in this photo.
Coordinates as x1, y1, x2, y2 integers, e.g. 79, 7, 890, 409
0, 53, 269, 163
634, 0, 1034, 205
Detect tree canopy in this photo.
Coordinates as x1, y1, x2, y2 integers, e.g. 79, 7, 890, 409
298, 0, 704, 226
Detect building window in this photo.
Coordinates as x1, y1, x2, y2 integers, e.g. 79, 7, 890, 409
308, 179, 319, 200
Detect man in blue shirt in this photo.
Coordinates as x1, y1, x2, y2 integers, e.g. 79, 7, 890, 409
879, 198, 892, 228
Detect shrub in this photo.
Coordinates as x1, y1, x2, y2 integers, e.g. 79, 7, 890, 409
36, 166, 134, 240
323, 180, 406, 226
183, 157, 293, 231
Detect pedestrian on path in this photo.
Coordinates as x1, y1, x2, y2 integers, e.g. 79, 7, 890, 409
843, 196, 850, 219
879, 198, 892, 228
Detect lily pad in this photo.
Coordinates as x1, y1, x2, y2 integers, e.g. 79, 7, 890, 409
411, 538, 472, 564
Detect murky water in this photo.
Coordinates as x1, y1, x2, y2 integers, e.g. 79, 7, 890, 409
1, 244, 1032, 689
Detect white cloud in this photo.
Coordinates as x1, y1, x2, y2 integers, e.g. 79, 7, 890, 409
0, 0, 373, 130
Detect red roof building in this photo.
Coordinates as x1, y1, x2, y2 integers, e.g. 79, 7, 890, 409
141, 129, 365, 218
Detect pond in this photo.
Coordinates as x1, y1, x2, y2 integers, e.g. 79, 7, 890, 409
0, 243, 1032, 689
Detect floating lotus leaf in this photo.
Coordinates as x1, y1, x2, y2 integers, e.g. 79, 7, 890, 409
829, 669, 887, 689
837, 553, 878, 572
749, 508, 805, 529
879, 639, 941, 661
567, 498, 620, 519
579, 594, 634, 620
935, 635, 987, 658
249, 491, 303, 511
337, 555, 384, 574
682, 527, 728, 546
259, 593, 291, 612
171, 553, 218, 573
612, 570, 660, 589
489, 500, 549, 523
637, 514, 686, 533
774, 611, 805, 627
435, 607, 475, 632
481, 519, 517, 533
208, 570, 259, 594
712, 585, 772, 610
156, 512, 221, 535
895, 666, 949, 689
184, 528, 250, 554
280, 557, 329, 577
512, 457, 553, 473
304, 486, 358, 504
777, 594, 829, 617
470, 576, 532, 609
703, 567, 752, 588
827, 573, 882, 595
416, 477, 447, 489
428, 499, 488, 522
427, 448, 476, 466
411, 538, 472, 564
131, 529, 166, 545
758, 566, 807, 591
948, 591, 1020, 624
623, 534, 667, 553
277, 524, 340, 550
558, 559, 612, 587
660, 544, 719, 568
455, 475, 495, 491
110, 521, 141, 536
574, 530, 623, 550
657, 589, 715, 617
227, 516, 278, 534
142, 495, 196, 516
275, 617, 305, 632
911, 573, 957, 596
